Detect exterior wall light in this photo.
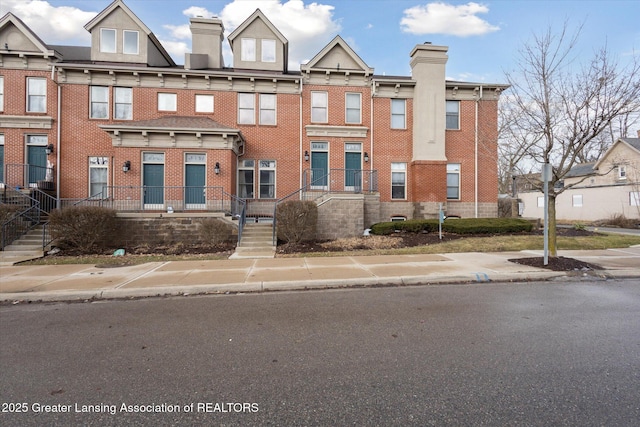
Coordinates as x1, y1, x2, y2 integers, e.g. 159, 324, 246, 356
122, 160, 131, 173
214, 162, 221, 175
45, 144, 54, 155
364, 152, 369, 163
304, 151, 310, 162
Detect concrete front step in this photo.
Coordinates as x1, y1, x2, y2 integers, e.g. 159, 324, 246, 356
231, 224, 276, 259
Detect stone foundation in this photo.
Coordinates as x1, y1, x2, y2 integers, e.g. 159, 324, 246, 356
316, 195, 365, 240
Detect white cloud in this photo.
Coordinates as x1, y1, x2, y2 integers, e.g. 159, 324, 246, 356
159, 39, 190, 59
0, 0, 95, 44
400, 2, 499, 37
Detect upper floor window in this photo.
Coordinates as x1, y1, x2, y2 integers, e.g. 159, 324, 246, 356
241, 38, 256, 62
0, 76, 4, 111
446, 100, 460, 130
447, 163, 460, 199
262, 39, 276, 62
238, 93, 255, 124
114, 87, 132, 120
259, 94, 276, 125
345, 93, 361, 124
123, 30, 139, 55
158, 93, 177, 112
618, 165, 627, 180
195, 94, 214, 113
27, 77, 46, 113
391, 99, 406, 129
90, 86, 109, 119
311, 91, 328, 123
100, 28, 116, 53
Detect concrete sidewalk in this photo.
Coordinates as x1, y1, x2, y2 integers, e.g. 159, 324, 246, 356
1, 246, 639, 303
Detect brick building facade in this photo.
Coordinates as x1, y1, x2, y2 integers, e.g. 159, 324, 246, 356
1, 0, 507, 236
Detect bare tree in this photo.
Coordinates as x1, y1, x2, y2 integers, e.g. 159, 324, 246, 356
505, 23, 640, 256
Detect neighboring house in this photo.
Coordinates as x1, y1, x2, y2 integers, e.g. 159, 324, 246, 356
518, 135, 640, 222
0, 0, 507, 239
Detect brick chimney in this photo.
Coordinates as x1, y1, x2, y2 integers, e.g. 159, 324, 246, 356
185, 17, 224, 70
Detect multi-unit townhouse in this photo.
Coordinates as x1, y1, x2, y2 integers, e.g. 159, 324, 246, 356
0, 0, 508, 240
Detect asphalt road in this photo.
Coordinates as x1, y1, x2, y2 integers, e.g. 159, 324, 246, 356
1, 278, 639, 426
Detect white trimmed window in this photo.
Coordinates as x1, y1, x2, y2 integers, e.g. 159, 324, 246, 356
391, 162, 407, 200
262, 39, 276, 62
27, 77, 46, 112
311, 91, 328, 123
238, 93, 255, 124
89, 156, 109, 197
123, 30, 139, 55
238, 159, 255, 199
446, 100, 460, 130
447, 163, 461, 200
346, 93, 361, 124
259, 94, 276, 125
158, 93, 177, 112
391, 99, 406, 129
195, 94, 214, 113
0, 76, 4, 111
90, 86, 109, 119
537, 196, 544, 208
241, 38, 256, 61
259, 160, 276, 199
572, 194, 583, 207
114, 87, 132, 120
618, 165, 627, 180
100, 28, 116, 53
630, 192, 640, 207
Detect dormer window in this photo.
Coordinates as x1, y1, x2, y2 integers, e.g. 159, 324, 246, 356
123, 30, 139, 55
262, 39, 276, 62
241, 38, 256, 62
100, 28, 116, 53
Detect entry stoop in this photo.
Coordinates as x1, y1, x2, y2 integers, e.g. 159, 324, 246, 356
229, 223, 276, 259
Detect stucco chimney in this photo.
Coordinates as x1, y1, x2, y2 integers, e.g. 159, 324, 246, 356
185, 17, 224, 70
409, 43, 448, 162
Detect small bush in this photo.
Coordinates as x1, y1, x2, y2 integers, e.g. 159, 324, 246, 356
370, 217, 533, 235
276, 200, 318, 244
49, 206, 118, 253
199, 218, 235, 244
601, 213, 639, 229
0, 204, 23, 224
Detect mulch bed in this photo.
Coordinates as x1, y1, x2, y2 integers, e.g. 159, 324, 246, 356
508, 256, 603, 272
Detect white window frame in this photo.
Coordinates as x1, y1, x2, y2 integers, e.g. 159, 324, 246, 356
114, 87, 132, 120
241, 38, 256, 62
195, 94, 214, 113
238, 93, 255, 125
447, 163, 461, 200
123, 30, 139, 55
345, 93, 361, 124
618, 165, 627, 180
391, 162, 407, 200
100, 28, 116, 53
261, 39, 276, 62
238, 159, 255, 199
446, 100, 460, 130
158, 93, 177, 112
630, 191, 640, 207
0, 76, 4, 112
258, 160, 276, 199
89, 156, 109, 198
537, 196, 544, 208
27, 77, 46, 113
259, 94, 276, 125
311, 91, 328, 123
572, 194, 583, 207
90, 86, 109, 119
391, 99, 406, 129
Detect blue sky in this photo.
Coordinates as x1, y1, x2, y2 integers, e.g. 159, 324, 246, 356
2, 0, 638, 84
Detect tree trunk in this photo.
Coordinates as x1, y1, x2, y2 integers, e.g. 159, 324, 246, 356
548, 194, 557, 257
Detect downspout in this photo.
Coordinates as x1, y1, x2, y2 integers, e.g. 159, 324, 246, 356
52, 65, 61, 209
370, 79, 375, 173
299, 77, 304, 190
474, 85, 483, 218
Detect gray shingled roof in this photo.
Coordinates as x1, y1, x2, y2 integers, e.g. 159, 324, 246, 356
565, 162, 596, 178
620, 137, 640, 152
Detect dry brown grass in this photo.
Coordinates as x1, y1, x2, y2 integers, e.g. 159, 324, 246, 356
319, 235, 402, 251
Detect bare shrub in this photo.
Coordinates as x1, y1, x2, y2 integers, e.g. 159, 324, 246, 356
276, 200, 317, 244
599, 213, 639, 229
49, 206, 118, 253
199, 218, 235, 244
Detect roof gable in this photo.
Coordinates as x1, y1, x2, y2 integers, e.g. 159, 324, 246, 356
228, 9, 287, 45
301, 35, 373, 75
595, 137, 640, 169
0, 12, 59, 58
